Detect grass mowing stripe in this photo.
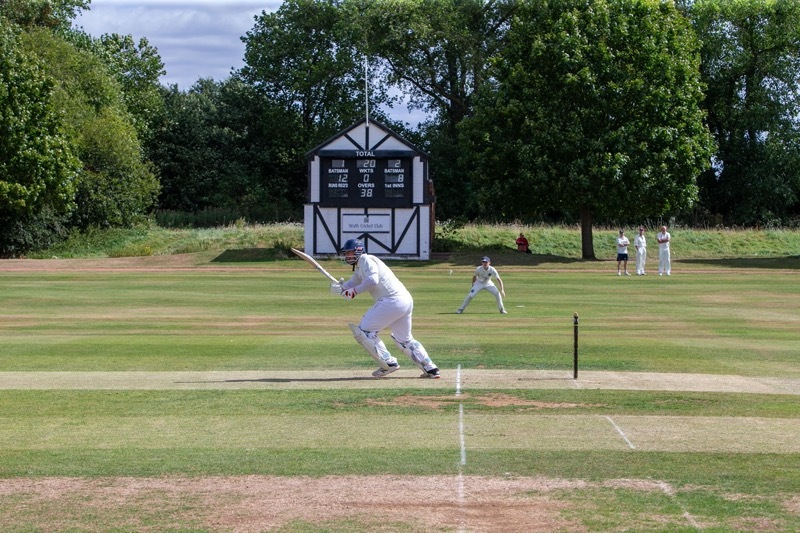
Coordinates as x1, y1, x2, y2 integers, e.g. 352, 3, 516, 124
2, 450, 798, 493
465, 451, 800, 493
0, 414, 458, 449
2, 389, 799, 417
0, 448, 459, 477
3, 269, 800, 377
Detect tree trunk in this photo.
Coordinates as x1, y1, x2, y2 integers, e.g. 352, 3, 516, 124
580, 207, 595, 259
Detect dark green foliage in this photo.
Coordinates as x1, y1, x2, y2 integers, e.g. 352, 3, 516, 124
0, 206, 69, 257
20, 28, 160, 231
0, 0, 88, 31
147, 78, 303, 223
461, 0, 714, 256
240, 0, 368, 135
89, 32, 166, 146
0, 23, 79, 255
349, 0, 518, 220
692, 0, 800, 226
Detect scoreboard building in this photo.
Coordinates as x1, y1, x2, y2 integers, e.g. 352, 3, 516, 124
303, 118, 434, 259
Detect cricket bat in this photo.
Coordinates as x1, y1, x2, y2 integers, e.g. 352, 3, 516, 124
291, 248, 339, 284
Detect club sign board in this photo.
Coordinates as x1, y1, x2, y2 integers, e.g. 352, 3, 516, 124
304, 119, 434, 259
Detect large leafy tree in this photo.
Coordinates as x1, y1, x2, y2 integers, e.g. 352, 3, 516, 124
89, 33, 165, 146
238, 0, 516, 220
149, 78, 304, 221
348, 0, 518, 219
148, 82, 221, 213
0, 22, 79, 255
350, 0, 517, 132
21, 27, 159, 229
462, 0, 714, 258
240, 0, 368, 144
692, 0, 800, 225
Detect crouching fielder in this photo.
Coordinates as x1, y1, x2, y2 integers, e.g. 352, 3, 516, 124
330, 239, 441, 379
457, 256, 507, 314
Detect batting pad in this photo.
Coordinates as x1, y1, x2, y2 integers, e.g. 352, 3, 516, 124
349, 323, 395, 370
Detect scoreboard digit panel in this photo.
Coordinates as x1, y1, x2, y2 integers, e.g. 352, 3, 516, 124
320, 157, 412, 207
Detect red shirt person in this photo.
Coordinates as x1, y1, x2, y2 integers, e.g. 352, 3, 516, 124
516, 233, 531, 253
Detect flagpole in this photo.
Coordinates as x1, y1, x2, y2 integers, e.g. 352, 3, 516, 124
364, 55, 369, 126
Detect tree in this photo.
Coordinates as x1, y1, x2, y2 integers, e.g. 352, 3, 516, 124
148, 78, 305, 222
351, 0, 517, 132
692, 0, 800, 226
21, 27, 159, 229
240, 0, 368, 143
462, 0, 714, 258
349, 0, 518, 219
0, 22, 79, 255
0, 0, 88, 31
88, 33, 165, 146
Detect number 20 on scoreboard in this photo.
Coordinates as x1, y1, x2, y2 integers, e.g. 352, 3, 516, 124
321, 157, 411, 207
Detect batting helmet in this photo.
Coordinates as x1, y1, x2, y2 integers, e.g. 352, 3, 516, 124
341, 239, 364, 265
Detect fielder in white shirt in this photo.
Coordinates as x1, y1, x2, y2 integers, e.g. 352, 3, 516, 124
616, 229, 631, 276
456, 256, 507, 314
331, 239, 440, 379
657, 226, 671, 276
634, 226, 647, 275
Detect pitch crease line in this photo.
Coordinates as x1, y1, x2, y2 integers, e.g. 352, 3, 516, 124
657, 481, 700, 529
456, 364, 467, 533
456, 365, 466, 465
605, 416, 636, 449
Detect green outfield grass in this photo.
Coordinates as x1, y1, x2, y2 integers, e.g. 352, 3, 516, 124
1, 252, 799, 531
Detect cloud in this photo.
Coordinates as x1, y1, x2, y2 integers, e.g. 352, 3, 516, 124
74, 1, 281, 88
73, 1, 428, 125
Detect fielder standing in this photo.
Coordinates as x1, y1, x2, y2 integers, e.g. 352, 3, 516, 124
616, 229, 631, 276
657, 225, 671, 276
330, 239, 441, 379
634, 226, 647, 275
456, 256, 507, 314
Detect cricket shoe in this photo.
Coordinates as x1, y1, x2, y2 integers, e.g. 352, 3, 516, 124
372, 363, 400, 378
420, 368, 441, 379
500, 309, 507, 314
455, 309, 463, 314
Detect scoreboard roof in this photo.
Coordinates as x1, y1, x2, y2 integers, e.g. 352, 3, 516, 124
305, 118, 429, 159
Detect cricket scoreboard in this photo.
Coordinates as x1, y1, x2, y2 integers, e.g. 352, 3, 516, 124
304, 119, 434, 259
320, 155, 412, 208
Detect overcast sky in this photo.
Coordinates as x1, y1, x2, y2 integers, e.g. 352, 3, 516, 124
73, 1, 425, 125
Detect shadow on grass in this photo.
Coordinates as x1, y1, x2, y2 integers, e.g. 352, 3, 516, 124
410, 251, 590, 267
680, 256, 800, 270
211, 247, 288, 262
177, 376, 422, 383
211, 247, 590, 268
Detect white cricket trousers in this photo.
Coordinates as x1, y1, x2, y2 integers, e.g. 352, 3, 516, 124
659, 248, 671, 275
636, 248, 647, 274
359, 293, 414, 344
459, 282, 504, 311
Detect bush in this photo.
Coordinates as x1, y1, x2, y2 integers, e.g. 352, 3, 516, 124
0, 207, 69, 258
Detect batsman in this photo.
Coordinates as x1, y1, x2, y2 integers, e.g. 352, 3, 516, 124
331, 239, 441, 379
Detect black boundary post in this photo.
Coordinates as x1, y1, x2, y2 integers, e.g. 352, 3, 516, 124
573, 312, 579, 379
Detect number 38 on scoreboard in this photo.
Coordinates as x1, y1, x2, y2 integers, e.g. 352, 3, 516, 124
321, 157, 412, 207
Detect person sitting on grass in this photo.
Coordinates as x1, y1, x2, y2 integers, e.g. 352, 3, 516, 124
515, 233, 532, 254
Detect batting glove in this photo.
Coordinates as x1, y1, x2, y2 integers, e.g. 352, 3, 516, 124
342, 288, 357, 300
330, 283, 343, 296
